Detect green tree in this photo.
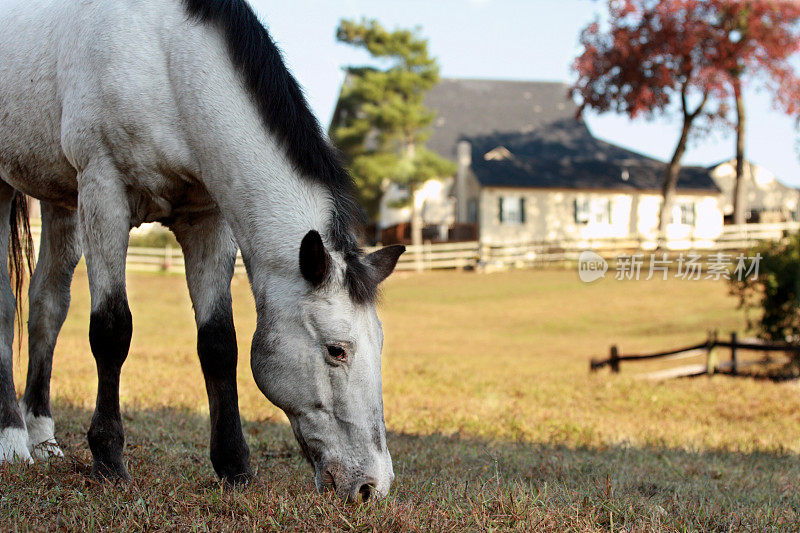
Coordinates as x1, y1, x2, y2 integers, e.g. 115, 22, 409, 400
332, 19, 455, 257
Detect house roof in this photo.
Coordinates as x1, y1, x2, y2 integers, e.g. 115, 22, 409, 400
424, 78, 719, 193
468, 125, 720, 193
424, 78, 576, 158
329, 77, 720, 193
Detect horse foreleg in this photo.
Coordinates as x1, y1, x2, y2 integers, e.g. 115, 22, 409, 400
171, 213, 252, 485
79, 166, 133, 481
20, 203, 81, 459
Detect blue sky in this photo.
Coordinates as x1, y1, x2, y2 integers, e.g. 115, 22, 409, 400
252, 0, 800, 186
2, 0, 797, 184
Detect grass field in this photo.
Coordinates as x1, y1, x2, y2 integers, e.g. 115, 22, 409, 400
1, 268, 799, 531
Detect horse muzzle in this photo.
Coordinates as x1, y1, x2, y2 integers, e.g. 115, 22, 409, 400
315, 455, 394, 503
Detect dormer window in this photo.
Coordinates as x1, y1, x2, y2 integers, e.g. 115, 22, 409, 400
484, 146, 513, 161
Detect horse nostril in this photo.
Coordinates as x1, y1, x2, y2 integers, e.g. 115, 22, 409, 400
358, 482, 374, 502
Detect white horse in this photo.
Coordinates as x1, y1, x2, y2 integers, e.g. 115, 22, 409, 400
0, 0, 404, 502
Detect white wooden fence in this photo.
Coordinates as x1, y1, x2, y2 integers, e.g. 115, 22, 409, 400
718, 222, 800, 249
364, 241, 480, 272
27, 221, 800, 274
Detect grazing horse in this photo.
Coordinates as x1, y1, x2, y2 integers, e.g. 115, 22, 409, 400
0, 0, 404, 502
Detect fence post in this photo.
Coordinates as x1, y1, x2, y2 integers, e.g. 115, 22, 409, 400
706, 329, 718, 375
730, 332, 738, 376
609, 345, 620, 373
478, 241, 490, 271
424, 240, 432, 271
163, 245, 173, 273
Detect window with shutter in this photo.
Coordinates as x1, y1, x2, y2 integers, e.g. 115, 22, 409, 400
575, 198, 591, 224
669, 201, 696, 225
499, 196, 523, 225
575, 197, 610, 224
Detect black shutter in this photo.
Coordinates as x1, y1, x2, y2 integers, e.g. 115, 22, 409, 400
499, 197, 504, 223
520, 197, 526, 224
574, 199, 579, 223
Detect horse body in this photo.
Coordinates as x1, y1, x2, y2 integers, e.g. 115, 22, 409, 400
0, 0, 401, 501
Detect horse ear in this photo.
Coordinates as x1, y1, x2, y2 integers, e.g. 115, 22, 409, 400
299, 230, 330, 287
366, 245, 406, 284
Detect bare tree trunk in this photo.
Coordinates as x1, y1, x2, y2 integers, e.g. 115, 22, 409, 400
658, 84, 707, 247
658, 119, 693, 242
732, 79, 747, 225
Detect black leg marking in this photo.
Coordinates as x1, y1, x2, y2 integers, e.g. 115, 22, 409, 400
0, 288, 22, 431
87, 293, 132, 481
0, 185, 26, 441
0, 364, 24, 430
0, 286, 22, 432
171, 214, 252, 485
197, 302, 252, 485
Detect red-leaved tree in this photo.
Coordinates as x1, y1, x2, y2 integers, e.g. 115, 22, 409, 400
711, 0, 800, 225
571, 0, 731, 238
573, 0, 800, 234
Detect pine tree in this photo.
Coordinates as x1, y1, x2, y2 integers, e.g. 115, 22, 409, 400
332, 19, 455, 259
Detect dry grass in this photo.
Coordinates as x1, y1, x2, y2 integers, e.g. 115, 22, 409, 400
1, 268, 799, 531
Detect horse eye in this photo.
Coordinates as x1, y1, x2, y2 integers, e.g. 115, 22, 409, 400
326, 344, 347, 361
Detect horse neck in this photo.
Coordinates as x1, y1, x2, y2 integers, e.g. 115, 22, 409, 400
179, 30, 333, 256
187, 101, 333, 292
209, 131, 325, 235
205, 141, 333, 286
173, 22, 339, 293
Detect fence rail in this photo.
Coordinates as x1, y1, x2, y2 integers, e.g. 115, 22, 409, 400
26, 220, 800, 274
590, 331, 797, 379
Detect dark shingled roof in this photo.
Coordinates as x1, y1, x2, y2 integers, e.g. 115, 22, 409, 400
468, 123, 718, 192
425, 79, 575, 159
424, 78, 720, 193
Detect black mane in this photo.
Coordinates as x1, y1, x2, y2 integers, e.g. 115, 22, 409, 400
183, 0, 378, 303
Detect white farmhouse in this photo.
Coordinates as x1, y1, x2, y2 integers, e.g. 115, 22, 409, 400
332, 78, 725, 246
710, 159, 799, 224
457, 127, 723, 247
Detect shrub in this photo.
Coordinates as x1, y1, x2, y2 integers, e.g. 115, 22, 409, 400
729, 233, 800, 341
128, 225, 180, 249
729, 233, 800, 377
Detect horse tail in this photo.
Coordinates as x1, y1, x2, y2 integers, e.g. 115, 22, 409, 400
8, 192, 34, 350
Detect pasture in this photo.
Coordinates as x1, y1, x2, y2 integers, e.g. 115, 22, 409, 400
1, 268, 799, 531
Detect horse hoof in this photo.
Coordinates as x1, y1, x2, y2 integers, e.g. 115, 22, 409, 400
222, 469, 254, 488
30, 439, 64, 460
22, 407, 63, 460
0, 426, 34, 465
90, 461, 131, 483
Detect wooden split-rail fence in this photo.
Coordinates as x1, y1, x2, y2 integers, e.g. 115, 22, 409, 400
590, 331, 798, 380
